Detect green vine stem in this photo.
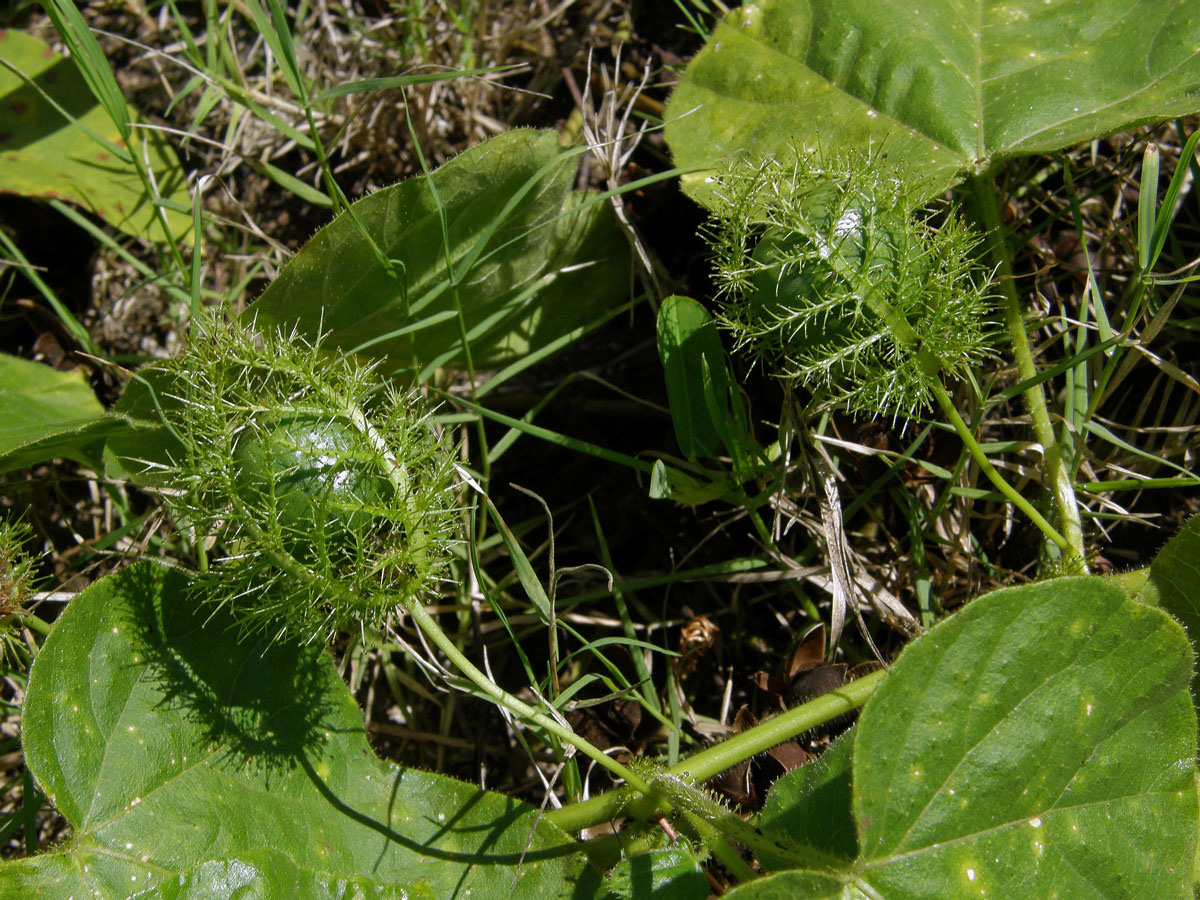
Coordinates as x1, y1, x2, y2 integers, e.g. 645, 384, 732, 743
970, 176, 1087, 572
928, 381, 1072, 557
9, 611, 53, 637
545, 667, 886, 835
807, 210, 1075, 560
399, 595, 653, 796
350, 395, 651, 795
679, 807, 759, 883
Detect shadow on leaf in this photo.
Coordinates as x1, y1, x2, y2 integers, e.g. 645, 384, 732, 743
120, 564, 337, 771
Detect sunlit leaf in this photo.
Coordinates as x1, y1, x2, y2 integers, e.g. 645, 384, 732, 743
6, 564, 601, 900
0, 30, 190, 239
245, 130, 630, 374
852, 578, 1196, 898
0, 354, 117, 473
728, 576, 1197, 899
666, 0, 1200, 204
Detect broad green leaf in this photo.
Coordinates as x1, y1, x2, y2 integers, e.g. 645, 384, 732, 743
244, 130, 630, 373
851, 577, 1196, 899
607, 848, 710, 900
102, 366, 187, 483
722, 870, 845, 899
5, 563, 600, 900
757, 730, 857, 870
0, 30, 190, 240
1143, 514, 1200, 639
657, 295, 733, 460
149, 848, 437, 900
731, 577, 1197, 899
0, 353, 119, 473
665, 0, 1200, 204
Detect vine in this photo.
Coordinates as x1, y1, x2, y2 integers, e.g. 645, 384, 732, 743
627, 758, 845, 874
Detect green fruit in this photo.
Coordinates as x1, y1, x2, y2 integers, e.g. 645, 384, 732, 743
745, 184, 909, 355
232, 412, 391, 544
747, 230, 852, 348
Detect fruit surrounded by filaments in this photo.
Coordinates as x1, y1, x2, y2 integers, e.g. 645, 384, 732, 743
232, 411, 393, 558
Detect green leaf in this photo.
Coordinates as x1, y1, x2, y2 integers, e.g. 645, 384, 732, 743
851, 577, 1197, 899
722, 870, 844, 899
731, 577, 1197, 898
757, 730, 857, 870
6, 563, 600, 900
0, 354, 118, 473
1142, 514, 1200, 639
649, 459, 673, 500
484, 495, 553, 624
657, 295, 734, 460
244, 130, 631, 373
151, 848, 437, 900
1137, 518, 1200, 667
102, 366, 188, 484
647, 457, 733, 506
607, 848, 710, 900
665, 0, 1200, 204
0, 30, 190, 240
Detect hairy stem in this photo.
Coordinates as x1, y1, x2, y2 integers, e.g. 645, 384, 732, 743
5, 611, 52, 636
789, 196, 1079, 565
970, 176, 1087, 572
683, 812, 758, 883
399, 596, 652, 795
645, 765, 845, 872
816, 202, 1079, 564
545, 668, 886, 834
343, 399, 640, 790
929, 382, 1071, 557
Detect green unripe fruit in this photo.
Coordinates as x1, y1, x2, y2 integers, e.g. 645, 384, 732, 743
747, 230, 853, 349
748, 185, 905, 328
710, 151, 989, 415
153, 314, 460, 643
232, 412, 392, 547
